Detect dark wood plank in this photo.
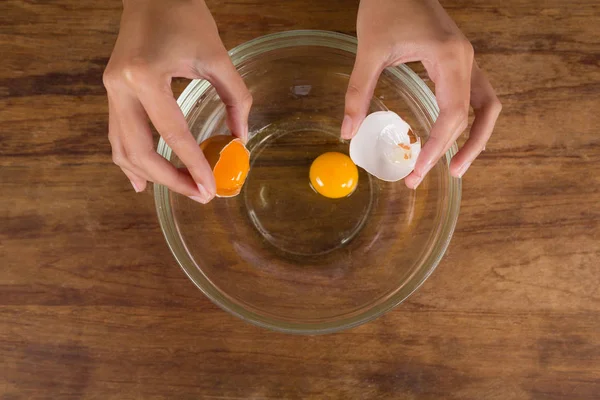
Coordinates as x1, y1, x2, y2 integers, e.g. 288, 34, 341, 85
1, 0, 600, 399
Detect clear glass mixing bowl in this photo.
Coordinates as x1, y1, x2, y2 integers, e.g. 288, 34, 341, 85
155, 30, 461, 334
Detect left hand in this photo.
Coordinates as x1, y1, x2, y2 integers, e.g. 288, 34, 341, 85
343, 0, 502, 188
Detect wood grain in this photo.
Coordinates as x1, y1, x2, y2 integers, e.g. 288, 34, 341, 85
1, 0, 600, 398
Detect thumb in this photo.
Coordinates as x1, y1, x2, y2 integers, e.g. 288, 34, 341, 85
205, 55, 253, 142
342, 51, 383, 139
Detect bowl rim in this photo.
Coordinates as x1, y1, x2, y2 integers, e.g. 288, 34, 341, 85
155, 30, 461, 334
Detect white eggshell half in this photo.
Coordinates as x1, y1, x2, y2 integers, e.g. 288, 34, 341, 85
349, 111, 421, 182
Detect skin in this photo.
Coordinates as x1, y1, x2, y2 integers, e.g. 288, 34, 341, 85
104, 0, 500, 201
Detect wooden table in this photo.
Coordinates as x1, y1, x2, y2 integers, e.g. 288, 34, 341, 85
2, 0, 599, 398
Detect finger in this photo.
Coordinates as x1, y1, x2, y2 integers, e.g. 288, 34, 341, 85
450, 63, 502, 177
110, 135, 154, 183
404, 55, 472, 189
110, 132, 151, 189
121, 166, 147, 193
404, 107, 468, 189
142, 151, 215, 203
108, 96, 148, 193
205, 55, 253, 142
112, 93, 211, 202
112, 143, 153, 183
133, 76, 217, 198
109, 95, 159, 182
342, 49, 384, 139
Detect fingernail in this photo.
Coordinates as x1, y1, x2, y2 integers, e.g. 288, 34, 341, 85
458, 162, 472, 178
130, 180, 141, 193
188, 184, 214, 204
414, 176, 424, 190
189, 195, 209, 204
197, 183, 215, 202
341, 115, 353, 139
411, 175, 424, 190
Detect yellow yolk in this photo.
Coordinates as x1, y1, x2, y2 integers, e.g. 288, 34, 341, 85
309, 152, 358, 199
200, 135, 250, 197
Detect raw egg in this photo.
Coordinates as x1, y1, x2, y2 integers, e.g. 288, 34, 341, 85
309, 152, 358, 199
349, 111, 421, 182
199, 135, 250, 197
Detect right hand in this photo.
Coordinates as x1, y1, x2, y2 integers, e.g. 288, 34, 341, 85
103, 0, 252, 203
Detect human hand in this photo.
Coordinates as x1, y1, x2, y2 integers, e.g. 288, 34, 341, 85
342, 0, 501, 188
103, 0, 252, 203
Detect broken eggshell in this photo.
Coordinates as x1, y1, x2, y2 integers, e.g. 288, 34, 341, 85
199, 135, 250, 198
349, 111, 421, 182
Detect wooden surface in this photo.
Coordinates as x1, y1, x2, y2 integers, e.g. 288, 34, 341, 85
2, 0, 600, 398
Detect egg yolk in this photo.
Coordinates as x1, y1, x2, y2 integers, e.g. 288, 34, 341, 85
309, 152, 358, 199
200, 135, 250, 197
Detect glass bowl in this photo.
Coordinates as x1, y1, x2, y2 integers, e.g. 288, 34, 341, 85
155, 30, 461, 334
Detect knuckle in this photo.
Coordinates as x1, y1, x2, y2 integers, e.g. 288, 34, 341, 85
461, 40, 475, 59
438, 35, 474, 60
489, 97, 503, 116
121, 60, 152, 89
102, 68, 118, 90
211, 52, 233, 68
112, 152, 124, 167
424, 134, 444, 149
346, 83, 360, 97
241, 91, 253, 109
228, 90, 253, 111
127, 148, 153, 168
104, 59, 153, 91
161, 129, 187, 148
126, 151, 141, 167
107, 132, 117, 146
202, 52, 232, 78
345, 84, 363, 108
344, 87, 361, 115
